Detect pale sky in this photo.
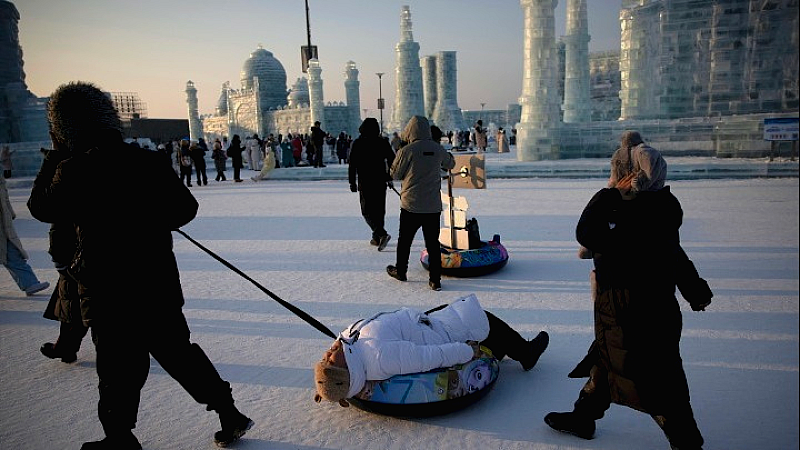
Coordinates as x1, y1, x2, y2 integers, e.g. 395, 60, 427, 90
15, 0, 622, 120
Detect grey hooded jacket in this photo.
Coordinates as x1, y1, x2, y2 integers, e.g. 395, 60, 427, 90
390, 116, 455, 213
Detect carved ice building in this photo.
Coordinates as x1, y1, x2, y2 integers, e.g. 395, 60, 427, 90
390, 6, 425, 131
562, 0, 591, 123
191, 46, 362, 143
0, 0, 48, 144
619, 0, 799, 120
431, 51, 467, 132
516, 0, 562, 161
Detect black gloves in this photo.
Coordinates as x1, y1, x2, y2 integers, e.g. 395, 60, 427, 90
686, 278, 713, 311
350, 184, 357, 193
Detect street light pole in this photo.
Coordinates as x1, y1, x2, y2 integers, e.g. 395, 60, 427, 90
376, 72, 385, 135
480, 102, 485, 122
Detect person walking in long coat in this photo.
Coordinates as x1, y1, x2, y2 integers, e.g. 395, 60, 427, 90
27, 82, 253, 449
348, 118, 395, 250
227, 134, 245, 182
545, 185, 712, 450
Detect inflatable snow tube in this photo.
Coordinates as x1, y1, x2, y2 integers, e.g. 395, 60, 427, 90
347, 348, 500, 417
421, 235, 509, 278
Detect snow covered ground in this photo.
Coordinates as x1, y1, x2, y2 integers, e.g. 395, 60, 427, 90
1, 174, 797, 450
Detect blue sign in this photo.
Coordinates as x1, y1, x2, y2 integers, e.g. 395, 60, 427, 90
763, 118, 799, 141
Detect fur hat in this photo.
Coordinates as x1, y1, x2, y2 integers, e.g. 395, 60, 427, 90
47, 82, 122, 152
313, 359, 351, 406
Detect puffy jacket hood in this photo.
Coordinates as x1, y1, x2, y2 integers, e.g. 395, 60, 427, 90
401, 115, 432, 143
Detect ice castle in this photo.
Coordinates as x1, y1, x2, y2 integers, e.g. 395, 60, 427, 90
188, 46, 362, 143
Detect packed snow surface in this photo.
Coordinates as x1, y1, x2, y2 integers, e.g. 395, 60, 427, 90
1, 176, 797, 450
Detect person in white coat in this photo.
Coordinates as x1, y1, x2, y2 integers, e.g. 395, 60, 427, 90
314, 294, 549, 405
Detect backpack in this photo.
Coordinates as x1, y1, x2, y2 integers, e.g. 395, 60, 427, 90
465, 218, 481, 249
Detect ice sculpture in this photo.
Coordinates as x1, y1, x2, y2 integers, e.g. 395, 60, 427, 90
516, 0, 561, 161
390, 5, 425, 131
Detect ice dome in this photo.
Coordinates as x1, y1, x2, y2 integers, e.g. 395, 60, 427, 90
240, 46, 288, 109
287, 77, 309, 108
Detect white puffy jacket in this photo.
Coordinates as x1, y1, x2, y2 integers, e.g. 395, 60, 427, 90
341, 294, 490, 397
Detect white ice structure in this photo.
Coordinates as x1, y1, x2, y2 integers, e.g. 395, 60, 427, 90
189, 46, 362, 144
619, 0, 799, 121
307, 59, 325, 128
421, 55, 438, 119
390, 5, 425, 132
184, 81, 202, 141
344, 61, 361, 136
561, 0, 591, 123
431, 51, 466, 132
516, 0, 562, 161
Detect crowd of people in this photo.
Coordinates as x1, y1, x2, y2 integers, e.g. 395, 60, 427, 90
10, 79, 713, 450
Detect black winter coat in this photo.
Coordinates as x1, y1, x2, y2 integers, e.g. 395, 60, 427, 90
348, 136, 395, 190
28, 142, 198, 326
571, 187, 712, 414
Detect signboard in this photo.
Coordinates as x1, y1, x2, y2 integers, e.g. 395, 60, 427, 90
450, 152, 486, 189
301, 45, 318, 73
763, 118, 799, 141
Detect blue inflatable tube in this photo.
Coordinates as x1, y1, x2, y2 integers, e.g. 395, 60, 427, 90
347, 349, 500, 417
421, 234, 509, 278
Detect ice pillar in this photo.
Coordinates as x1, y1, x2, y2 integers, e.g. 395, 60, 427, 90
390, 5, 425, 131
562, 0, 591, 123
432, 51, 465, 132
344, 61, 361, 137
516, 0, 561, 161
421, 55, 438, 119
185, 80, 203, 141
307, 59, 325, 129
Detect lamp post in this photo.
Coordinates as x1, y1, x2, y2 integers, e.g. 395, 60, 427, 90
376, 72, 385, 135
480, 102, 485, 122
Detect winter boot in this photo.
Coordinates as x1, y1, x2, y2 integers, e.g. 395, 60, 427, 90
544, 411, 596, 440
386, 265, 407, 281
214, 406, 254, 448
521, 331, 549, 371
40, 342, 77, 363
80, 431, 142, 450
377, 234, 391, 251
429, 280, 442, 291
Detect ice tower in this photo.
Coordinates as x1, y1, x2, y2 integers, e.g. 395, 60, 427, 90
562, 0, 591, 123
421, 55, 438, 119
390, 5, 424, 131
307, 59, 325, 128
431, 51, 466, 132
516, 0, 561, 161
344, 61, 361, 136
185, 80, 203, 141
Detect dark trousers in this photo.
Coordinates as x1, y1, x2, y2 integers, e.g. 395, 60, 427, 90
194, 160, 208, 185
481, 311, 529, 362
575, 364, 704, 449
91, 311, 233, 437
54, 320, 89, 354
233, 164, 242, 181
359, 188, 388, 241
396, 208, 441, 282
179, 165, 192, 186
313, 143, 324, 167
